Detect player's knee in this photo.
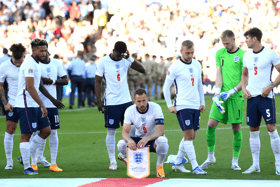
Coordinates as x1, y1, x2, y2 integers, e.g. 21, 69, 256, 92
267, 124, 276, 132
155, 136, 169, 153
107, 128, 116, 135
155, 136, 168, 146
117, 140, 127, 150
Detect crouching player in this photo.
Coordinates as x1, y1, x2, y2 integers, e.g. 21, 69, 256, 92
117, 88, 169, 178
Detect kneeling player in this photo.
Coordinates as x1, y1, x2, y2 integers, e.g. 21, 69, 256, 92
117, 88, 169, 178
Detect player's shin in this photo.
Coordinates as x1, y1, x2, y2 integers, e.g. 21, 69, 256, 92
20, 142, 31, 170
30, 134, 46, 165
232, 131, 242, 164
49, 129, 59, 165
184, 140, 198, 170
4, 132, 14, 165
250, 131, 260, 169
206, 127, 216, 160
268, 129, 280, 166
155, 136, 169, 167
106, 128, 117, 164
174, 138, 186, 165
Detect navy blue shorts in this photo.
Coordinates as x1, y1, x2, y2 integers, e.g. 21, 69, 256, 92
47, 108, 60, 129
18, 107, 51, 134
247, 96, 276, 127
6, 107, 20, 123
131, 136, 156, 152
104, 102, 133, 128
176, 109, 200, 131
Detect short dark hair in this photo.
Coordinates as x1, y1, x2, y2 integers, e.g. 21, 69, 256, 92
3, 48, 8, 54
53, 54, 59, 59
244, 27, 262, 42
134, 88, 147, 98
10, 43, 26, 60
114, 41, 127, 53
31, 39, 48, 49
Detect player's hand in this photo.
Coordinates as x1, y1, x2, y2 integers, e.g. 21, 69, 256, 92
97, 101, 104, 113
220, 91, 231, 101
261, 85, 273, 98
212, 95, 225, 114
137, 138, 148, 148
4, 103, 13, 112
200, 105, 205, 112
123, 50, 130, 59
51, 99, 65, 109
242, 88, 252, 99
168, 106, 177, 113
41, 77, 53, 85
41, 105, 48, 118
128, 140, 137, 151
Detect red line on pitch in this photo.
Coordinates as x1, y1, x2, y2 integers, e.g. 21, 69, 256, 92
78, 178, 168, 187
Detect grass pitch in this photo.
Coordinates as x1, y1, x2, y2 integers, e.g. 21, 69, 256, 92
0, 96, 280, 180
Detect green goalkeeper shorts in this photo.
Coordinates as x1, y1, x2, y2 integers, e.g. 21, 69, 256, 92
209, 97, 244, 124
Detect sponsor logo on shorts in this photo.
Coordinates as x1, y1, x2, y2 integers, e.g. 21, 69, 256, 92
32, 123, 37, 128
8, 112, 13, 117
109, 119, 114, 125
266, 118, 271, 121
185, 120, 190, 126
234, 56, 239, 62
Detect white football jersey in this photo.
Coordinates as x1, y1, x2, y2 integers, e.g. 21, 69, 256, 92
243, 47, 280, 98
15, 56, 41, 108
164, 58, 205, 110
0, 59, 20, 106
124, 102, 164, 138
95, 55, 132, 106
38, 58, 67, 108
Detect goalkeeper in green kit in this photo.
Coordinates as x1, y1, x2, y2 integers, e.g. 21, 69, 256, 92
201, 30, 245, 170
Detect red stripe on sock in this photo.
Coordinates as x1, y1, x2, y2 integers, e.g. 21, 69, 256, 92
79, 178, 168, 187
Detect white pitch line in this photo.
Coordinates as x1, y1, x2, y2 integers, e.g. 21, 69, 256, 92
0, 124, 279, 136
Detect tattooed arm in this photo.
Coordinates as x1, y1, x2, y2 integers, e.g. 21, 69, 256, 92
0, 82, 13, 112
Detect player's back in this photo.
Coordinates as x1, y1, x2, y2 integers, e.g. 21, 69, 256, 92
15, 57, 41, 108
0, 60, 20, 106
95, 55, 132, 106
168, 58, 202, 110
216, 48, 245, 99
243, 47, 280, 98
124, 102, 164, 138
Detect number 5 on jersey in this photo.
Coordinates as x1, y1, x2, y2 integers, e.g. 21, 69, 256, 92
254, 66, 258, 75
117, 73, 120, 81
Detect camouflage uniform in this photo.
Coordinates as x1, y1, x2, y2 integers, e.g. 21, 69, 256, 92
142, 59, 153, 99
127, 67, 140, 99
156, 60, 166, 99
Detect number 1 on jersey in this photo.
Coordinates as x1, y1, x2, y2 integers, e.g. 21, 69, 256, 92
191, 78, 194, 86
117, 73, 120, 81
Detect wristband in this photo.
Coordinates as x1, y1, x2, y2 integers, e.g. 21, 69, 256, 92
51, 80, 56, 85
127, 55, 134, 63
229, 87, 237, 95
215, 87, 221, 95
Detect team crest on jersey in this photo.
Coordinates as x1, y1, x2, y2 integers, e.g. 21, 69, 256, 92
234, 56, 239, 62
115, 64, 120, 69
109, 119, 114, 125
185, 120, 190, 126
141, 117, 146, 124
28, 69, 33, 74
32, 123, 37, 128
8, 112, 13, 117
189, 68, 193, 74
254, 57, 258, 63
134, 152, 143, 164
46, 67, 51, 73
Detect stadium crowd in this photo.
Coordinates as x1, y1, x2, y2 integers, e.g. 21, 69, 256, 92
1, 0, 280, 96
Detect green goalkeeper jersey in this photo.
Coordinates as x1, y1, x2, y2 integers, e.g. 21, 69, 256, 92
216, 48, 245, 99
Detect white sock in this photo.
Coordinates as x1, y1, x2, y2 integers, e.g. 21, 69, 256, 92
208, 152, 215, 161
49, 130, 59, 165
155, 136, 169, 167
20, 142, 31, 170
232, 157, 238, 165
117, 140, 127, 158
250, 131, 260, 169
184, 140, 198, 170
106, 128, 117, 164
268, 129, 280, 166
175, 138, 186, 165
30, 135, 45, 165
4, 132, 14, 165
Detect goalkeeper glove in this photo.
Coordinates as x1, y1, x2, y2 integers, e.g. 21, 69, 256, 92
212, 94, 225, 114
220, 87, 237, 101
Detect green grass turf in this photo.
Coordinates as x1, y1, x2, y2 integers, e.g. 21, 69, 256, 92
0, 96, 280, 180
